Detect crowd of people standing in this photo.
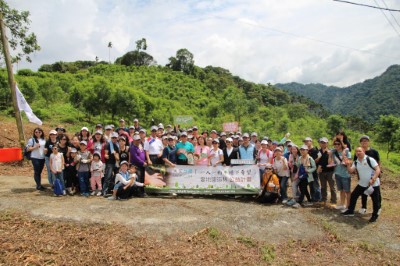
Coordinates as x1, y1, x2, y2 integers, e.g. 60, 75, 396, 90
26, 118, 382, 222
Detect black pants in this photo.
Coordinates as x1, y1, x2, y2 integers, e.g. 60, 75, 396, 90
135, 165, 145, 195
298, 178, 311, 203
116, 186, 138, 199
349, 185, 381, 216
177, 158, 188, 165
149, 154, 163, 165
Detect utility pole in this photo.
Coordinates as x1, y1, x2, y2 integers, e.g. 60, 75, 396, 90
0, 12, 26, 148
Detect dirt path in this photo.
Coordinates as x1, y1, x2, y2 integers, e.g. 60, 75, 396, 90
1, 175, 399, 251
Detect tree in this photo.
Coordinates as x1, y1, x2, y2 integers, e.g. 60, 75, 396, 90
326, 115, 346, 136
375, 115, 400, 159
0, 0, 41, 148
167, 48, 194, 74
0, 1, 40, 63
115, 38, 156, 66
108, 42, 112, 64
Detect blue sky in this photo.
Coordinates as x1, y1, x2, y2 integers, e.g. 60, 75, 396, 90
9, 0, 400, 86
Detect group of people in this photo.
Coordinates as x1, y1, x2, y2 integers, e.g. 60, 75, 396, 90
26, 118, 382, 222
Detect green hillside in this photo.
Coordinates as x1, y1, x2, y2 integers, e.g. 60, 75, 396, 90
276, 65, 400, 122
0, 62, 337, 141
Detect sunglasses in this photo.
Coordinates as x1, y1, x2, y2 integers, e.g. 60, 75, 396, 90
334, 143, 341, 146
226, 141, 231, 143
265, 168, 273, 170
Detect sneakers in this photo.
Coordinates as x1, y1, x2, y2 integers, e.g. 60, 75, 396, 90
377, 208, 382, 215
292, 203, 301, 208
107, 196, 116, 200
358, 208, 367, 214
96, 191, 102, 196
369, 215, 378, 223
335, 205, 346, 210
81, 192, 90, 197
282, 199, 289, 204
286, 199, 297, 206
341, 210, 355, 216
63, 190, 66, 196
90, 191, 96, 196
340, 208, 348, 213
302, 201, 313, 207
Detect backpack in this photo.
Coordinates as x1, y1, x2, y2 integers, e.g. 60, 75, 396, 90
53, 178, 64, 196
23, 138, 34, 160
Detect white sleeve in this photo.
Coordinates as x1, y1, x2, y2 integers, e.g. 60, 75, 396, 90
115, 174, 130, 185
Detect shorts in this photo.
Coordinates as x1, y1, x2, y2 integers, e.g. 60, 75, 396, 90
335, 174, 351, 192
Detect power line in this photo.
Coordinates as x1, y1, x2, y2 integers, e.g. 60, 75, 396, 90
237, 19, 400, 60
373, 0, 400, 38
380, 0, 400, 29
333, 0, 400, 12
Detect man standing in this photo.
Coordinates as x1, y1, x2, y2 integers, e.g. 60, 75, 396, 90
175, 132, 194, 165
144, 126, 164, 165
239, 133, 257, 161
317, 137, 337, 205
133, 118, 142, 132
103, 132, 120, 196
130, 135, 147, 197
357, 135, 381, 214
304, 137, 322, 202
342, 147, 381, 223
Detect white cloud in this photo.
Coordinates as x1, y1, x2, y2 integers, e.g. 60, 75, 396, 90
8, 0, 400, 86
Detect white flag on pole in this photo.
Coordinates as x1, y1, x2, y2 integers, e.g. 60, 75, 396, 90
15, 84, 42, 125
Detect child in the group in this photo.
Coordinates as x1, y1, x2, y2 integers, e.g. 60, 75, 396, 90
64, 147, 78, 195
108, 161, 144, 200
90, 152, 103, 196
75, 140, 93, 197
49, 144, 66, 196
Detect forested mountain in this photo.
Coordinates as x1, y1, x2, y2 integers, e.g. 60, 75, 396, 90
276, 65, 400, 122
0, 61, 362, 141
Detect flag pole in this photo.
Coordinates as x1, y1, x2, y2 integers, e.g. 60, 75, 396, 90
0, 12, 26, 148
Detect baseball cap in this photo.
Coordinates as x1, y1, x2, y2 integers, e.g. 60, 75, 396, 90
80, 140, 87, 146
133, 135, 141, 140
300, 144, 309, 150
49, 130, 57, 135
251, 132, 257, 137
119, 119, 125, 122
139, 128, 146, 133
158, 123, 164, 129
359, 135, 370, 142
150, 125, 158, 131
133, 118, 139, 122
96, 124, 103, 128
303, 137, 312, 142
274, 147, 282, 152
111, 132, 118, 138
242, 133, 250, 138
226, 137, 233, 142
212, 138, 220, 143
180, 132, 188, 136
81, 127, 89, 131
70, 148, 77, 153
105, 125, 112, 130
211, 130, 217, 134
95, 130, 103, 135
319, 137, 329, 143
220, 132, 226, 136
129, 126, 135, 129
120, 160, 129, 166
261, 140, 268, 145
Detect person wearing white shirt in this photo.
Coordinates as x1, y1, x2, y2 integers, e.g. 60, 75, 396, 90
342, 147, 381, 223
144, 126, 164, 165
27, 128, 47, 190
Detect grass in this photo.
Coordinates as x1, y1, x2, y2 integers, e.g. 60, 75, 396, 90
260, 244, 276, 263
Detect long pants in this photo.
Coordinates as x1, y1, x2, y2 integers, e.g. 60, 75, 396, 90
348, 185, 381, 217
116, 186, 138, 199
291, 178, 300, 199
319, 171, 337, 203
136, 165, 145, 195
45, 156, 53, 185
278, 175, 289, 200
53, 172, 65, 191
78, 171, 90, 194
90, 175, 102, 191
298, 178, 312, 203
311, 172, 321, 201
149, 154, 163, 165
31, 158, 45, 189
102, 163, 116, 195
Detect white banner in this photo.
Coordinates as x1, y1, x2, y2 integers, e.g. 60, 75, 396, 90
15, 84, 42, 125
145, 165, 260, 194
